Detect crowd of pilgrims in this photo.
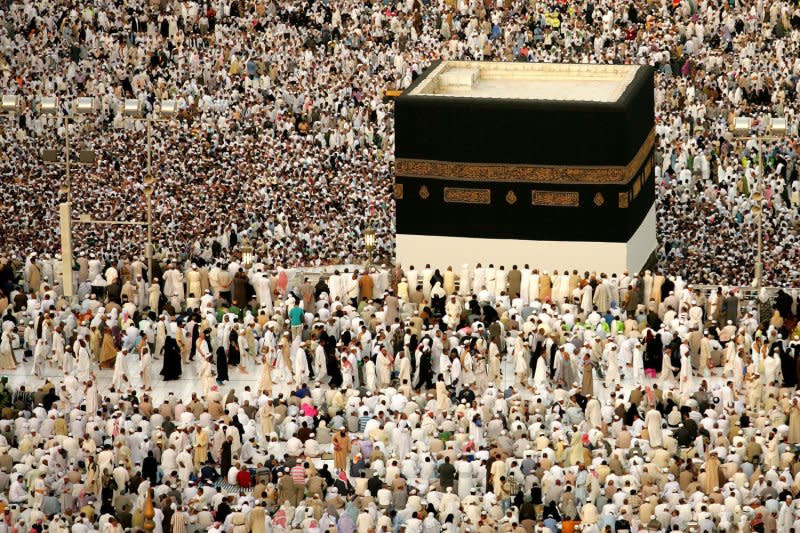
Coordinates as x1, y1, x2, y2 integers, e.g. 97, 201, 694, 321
1, 254, 800, 532
0, 0, 799, 283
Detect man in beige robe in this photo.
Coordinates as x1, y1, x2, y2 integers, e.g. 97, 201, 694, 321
332, 428, 351, 471
789, 399, 800, 444
704, 451, 721, 494
193, 426, 209, 469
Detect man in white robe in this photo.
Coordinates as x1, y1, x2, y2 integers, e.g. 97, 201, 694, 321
472, 264, 485, 295
406, 266, 419, 302
253, 272, 273, 311
495, 266, 507, 298
112, 350, 129, 392
458, 264, 471, 297
644, 408, 664, 448
163, 265, 184, 309
293, 342, 310, 385
585, 396, 602, 428
593, 280, 611, 313
520, 265, 531, 306
421, 264, 433, 300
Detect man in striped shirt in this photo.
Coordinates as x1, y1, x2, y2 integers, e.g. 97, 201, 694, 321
358, 409, 371, 433
290, 461, 306, 506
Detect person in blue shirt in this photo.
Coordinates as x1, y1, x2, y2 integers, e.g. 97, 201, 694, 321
289, 303, 304, 340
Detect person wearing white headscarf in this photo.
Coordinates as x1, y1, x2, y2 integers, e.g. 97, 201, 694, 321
0, 322, 17, 370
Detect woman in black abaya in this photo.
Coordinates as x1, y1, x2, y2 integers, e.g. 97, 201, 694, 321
216, 346, 229, 384
189, 321, 200, 361
160, 337, 183, 381
228, 328, 244, 372
644, 331, 663, 373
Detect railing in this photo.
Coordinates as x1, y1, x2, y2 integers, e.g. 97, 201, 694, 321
687, 285, 788, 322
283, 264, 367, 289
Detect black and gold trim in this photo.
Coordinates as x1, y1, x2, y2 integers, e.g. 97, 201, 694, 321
393, 183, 404, 200
395, 129, 654, 185
443, 187, 491, 204
531, 190, 579, 207
394, 174, 655, 243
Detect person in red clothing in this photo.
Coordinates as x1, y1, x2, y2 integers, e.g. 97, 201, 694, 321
236, 465, 251, 488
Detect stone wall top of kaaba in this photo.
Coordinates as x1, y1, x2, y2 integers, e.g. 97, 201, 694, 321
395, 61, 655, 174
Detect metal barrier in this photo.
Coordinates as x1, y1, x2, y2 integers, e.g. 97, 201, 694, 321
686, 285, 789, 322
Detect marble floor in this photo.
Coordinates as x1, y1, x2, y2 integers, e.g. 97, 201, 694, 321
2, 348, 265, 405
1, 346, 726, 408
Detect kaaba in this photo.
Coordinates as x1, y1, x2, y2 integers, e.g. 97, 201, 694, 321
394, 61, 656, 274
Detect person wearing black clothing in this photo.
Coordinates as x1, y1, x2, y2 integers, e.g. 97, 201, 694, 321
161, 337, 182, 381
333, 474, 352, 496
215, 497, 232, 525
416, 349, 433, 390
660, 397, 678, 418
519, 497, 537, 522
674, 425, 693, 448
42, 388, 58, 411
457, 386, 475, 404
314, 278, 330, 299
118, 504, 133, 530
775, 289, 793, 318
128, 471, 143, 494
513, 489, 524, 509
142, 451, 158, 485
482, 304, 499, 325
467, 296, 481, 318
367, 472, 382, 497
573, 392, 588, 411
438, 456, 456, 490
162, 418, 177, 438
430, 269, 444, 289
230, 413, 245, 442
682, 415, 698, 439
707, 322, 720, 341
667, 346, 681, 378
201, 461, 219, 483
106, 280, 121, 304
220, 437, 233, 477
326, 352, 343, 388
100, 477, 117, 516
543, 501, 561, 522
548, 342, 559, 379
646, 309, 662, 331
189, 323, 200, 361
615, 516, 632, 533
624, 403, 641, 426
216, 347, 229, 384
778, 344, 797, 387
228, 329, 241, 367
661, 277, 675, 297
530, 483, 543, 515
318, 464, 333, 486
